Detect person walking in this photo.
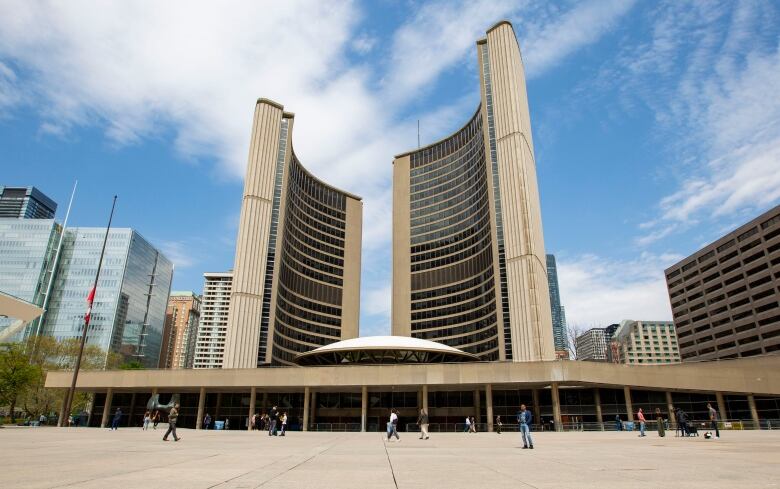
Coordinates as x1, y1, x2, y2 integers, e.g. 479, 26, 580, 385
417, 409, 430, 440
110, 408, 122, 430
464, 416, 471, 433
470, 416, 477, 433
204, 413, 212, 430
496, 415, 503, 434
387, 408, 400, 442
517, 404, 534, 449
143, 411, 151, 430
707, 403, 720, 439
225, 418, 230, 431
152, 410, 160, 430
268, 406, 278, 436
162, 403, 181, 442
637, 408, 646, 437
655, 408, 665, 437
280, 413, 288, 436
615, 415, 622, 431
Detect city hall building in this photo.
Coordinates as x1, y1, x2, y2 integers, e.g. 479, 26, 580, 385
43, 21, 780, 431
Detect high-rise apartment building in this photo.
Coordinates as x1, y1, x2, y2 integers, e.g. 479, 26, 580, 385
159, 291, 201, 369
194, 272, 232, 369
392, 21, 554, 361
546, 254, 568, 354
665, 205, 780, 361
0, 186, 57, 219
223, 99, 362, 367
0, 218, 60, 341
611, 320, 680, 365
42, 228, 173, 367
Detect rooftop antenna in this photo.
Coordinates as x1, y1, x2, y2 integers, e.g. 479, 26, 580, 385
417, 119, 420, 148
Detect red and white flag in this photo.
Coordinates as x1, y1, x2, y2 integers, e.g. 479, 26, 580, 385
84, 285, 96, 324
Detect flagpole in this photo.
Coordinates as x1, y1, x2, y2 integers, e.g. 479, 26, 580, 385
30, 180, 77, 359
60, 195, 117, 427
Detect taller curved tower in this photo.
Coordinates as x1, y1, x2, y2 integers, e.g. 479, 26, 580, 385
392, 21, 554, 361
224, 99, 362, 367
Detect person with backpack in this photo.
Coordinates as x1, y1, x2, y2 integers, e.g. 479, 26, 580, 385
203, 413, 212, 430
517, 404, 534, 449
495, 415, 503, 434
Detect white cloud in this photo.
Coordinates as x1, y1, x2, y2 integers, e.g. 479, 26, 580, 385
520, 0, 637, 78
159, 240, 196, 269
557, 252, 681, 327
0, 0, 644, 336
605, 1, 780, 244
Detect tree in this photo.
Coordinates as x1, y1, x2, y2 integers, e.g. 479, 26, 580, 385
17, 337, 123, 419
566, 323, 589, 360
119, 360, 144, 370
0, 343, 42, 422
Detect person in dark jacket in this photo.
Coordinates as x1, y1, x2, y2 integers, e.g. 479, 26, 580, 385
517, 404, 534, 449
204, 413, 212, 430
268, 406, 278, 436
110, 408, 122, 430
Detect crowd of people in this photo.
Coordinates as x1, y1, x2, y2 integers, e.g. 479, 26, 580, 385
249, 405, 289, 436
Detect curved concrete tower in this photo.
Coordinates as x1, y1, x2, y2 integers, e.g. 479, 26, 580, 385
224, 99, 362, 368
392, 21, 554, 361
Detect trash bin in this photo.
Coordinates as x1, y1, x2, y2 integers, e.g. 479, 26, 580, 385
214, 420, 225, 430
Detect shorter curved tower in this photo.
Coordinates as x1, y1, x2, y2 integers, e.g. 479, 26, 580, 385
224, 99, 362, 367
392, 21, 554, 362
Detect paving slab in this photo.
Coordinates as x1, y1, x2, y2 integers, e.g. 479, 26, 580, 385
1, 427, 779, 488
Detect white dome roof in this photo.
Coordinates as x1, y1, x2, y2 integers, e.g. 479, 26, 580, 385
294, 335, 478, 365
309, 335, 467, 354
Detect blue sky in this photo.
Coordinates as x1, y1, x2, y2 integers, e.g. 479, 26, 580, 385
1, 0, 779, 336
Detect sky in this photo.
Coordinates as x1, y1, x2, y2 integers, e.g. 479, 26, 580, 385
1, 0, 779, 337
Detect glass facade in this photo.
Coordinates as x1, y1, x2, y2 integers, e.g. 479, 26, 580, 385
407, 109, 500, 360
43, 228, 173, 367
271, 154, 349, 365
546, 254, 568, 352
0, 186, 57, 219
0, 218, 60, 341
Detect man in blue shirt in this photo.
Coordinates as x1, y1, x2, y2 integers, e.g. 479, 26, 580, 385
517, 404, 534, 449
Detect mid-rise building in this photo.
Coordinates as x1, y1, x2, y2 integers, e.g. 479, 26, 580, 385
547, 255, 568, 355
0, 186, 57, 219
611, 320, 680, 365
159, 291, 201, 369
391, 21, 554, 361
194, 272, 232, 369
42, 228, 173, 367
0, 218, 60, 341
576, 328, 608, 361
665, 205, 780, 361
223, 99, 363, 367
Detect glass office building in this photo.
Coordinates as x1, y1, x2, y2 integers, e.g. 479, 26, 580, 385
546, 254, 568, 353
0, 186, 57, 219
41, 228, 173, 367
0, 218, 60, 341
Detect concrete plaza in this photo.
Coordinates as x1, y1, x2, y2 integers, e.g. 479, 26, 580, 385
1, 427, 779, 489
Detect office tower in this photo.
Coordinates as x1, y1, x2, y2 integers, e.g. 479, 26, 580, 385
0, 186, 57, 219
159, 291, 201, 369
194, 272, 232, 369
223, 99, 363, 368
665, 205, 780, 361
546, 254, 568, 355
392, 21, 554, 361
0, 218, 60, 341
610, 320, 680, 365
39, 228, 173, 367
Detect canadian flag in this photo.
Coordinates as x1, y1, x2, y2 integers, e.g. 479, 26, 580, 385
84, 285, 96, 324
